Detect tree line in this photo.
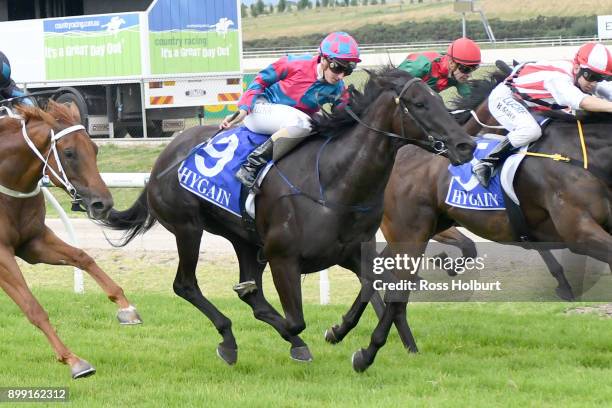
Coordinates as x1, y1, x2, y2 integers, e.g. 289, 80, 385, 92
244, 15, 598, 48
243, 0, 396, 17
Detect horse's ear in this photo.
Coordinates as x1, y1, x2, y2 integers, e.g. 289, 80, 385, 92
68, 102, 81, 123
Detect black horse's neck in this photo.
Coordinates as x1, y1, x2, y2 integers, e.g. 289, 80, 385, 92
318, 91, 404, 206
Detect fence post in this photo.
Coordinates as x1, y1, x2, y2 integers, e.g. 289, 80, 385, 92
319, 269, 330, 305
42, 187, 84, 294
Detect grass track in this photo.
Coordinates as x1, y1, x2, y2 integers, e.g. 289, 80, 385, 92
0, 290, 610, 406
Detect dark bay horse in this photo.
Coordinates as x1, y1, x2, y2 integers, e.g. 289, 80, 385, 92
99, 67, 475, 366
343, 83, 612, 372
0, 102, 142, 379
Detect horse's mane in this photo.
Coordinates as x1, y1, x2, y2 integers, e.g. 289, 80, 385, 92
312, 65, 414, 137
449, 70, 507, 111
0, 101, 78, 138
14, 100, 77, 128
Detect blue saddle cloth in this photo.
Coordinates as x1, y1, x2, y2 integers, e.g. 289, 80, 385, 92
178, 127, 269, 217
445, 138, 506, 210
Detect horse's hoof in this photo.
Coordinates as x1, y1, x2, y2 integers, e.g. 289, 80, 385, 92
324, 326, 340, 344
216, 344, 238, 366
71, 359, 96, 379
351, 349, 369, 373
556, 286, 575, 302
117, 305, 143, 325
290, 346, 313, 362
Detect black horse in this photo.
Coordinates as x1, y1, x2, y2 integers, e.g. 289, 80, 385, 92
99, 67, 475, 367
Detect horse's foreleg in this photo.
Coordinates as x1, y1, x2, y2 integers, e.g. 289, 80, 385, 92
0, 248, 95, 378
325, 282, 373, 344
17, 227, 141, 324
231, 240, 308, 351
173, 228, 237, 365
268, 257, 312, 362
352, 301, 408, 373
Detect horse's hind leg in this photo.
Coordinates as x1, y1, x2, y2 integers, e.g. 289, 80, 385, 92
537, 249, 574, 301
17, 227, 142, 324
172, 228, 238, 365
231, 239, 310, 359
0, 248, 95, 378
432, 227, 478, 276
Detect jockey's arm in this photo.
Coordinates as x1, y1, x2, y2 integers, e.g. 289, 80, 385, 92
545, 76, 592, 111
578, 95, 612, 113
221, 56, 291, 129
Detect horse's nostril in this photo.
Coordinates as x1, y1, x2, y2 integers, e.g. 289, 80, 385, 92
90, 198, 113, 213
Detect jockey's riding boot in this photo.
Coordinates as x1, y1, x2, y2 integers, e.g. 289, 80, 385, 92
472, 138, 514, 188
235, 138, 274, 190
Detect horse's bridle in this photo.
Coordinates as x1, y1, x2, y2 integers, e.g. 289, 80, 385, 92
0, 107, 85, 204
345, 77, 448, 155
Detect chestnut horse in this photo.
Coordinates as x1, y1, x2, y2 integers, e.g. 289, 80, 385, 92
0, 102, 141, 379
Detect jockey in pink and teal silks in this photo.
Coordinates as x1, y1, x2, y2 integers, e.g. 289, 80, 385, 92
220, 31, 361, 191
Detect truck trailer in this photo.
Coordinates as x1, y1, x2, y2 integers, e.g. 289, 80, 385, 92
2, 0, 242, 137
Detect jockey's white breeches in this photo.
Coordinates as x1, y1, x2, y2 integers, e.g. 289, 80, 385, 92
488, 83, 542, 148
244, 102, 312, 137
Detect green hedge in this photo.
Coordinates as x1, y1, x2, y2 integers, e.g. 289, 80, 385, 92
244, 15, 597, 48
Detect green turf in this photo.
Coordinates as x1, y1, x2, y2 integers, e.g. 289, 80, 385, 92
0, 290, 610, 407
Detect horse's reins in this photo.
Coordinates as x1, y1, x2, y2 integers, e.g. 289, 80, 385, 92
449, 109, 506, 130
345, 77, 447, 155
0, 107, 85, 202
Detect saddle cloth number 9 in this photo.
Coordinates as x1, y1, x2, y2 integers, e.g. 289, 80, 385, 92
194, 133, 240, 177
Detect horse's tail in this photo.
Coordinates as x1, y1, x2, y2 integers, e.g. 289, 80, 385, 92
97, 189, 157, 247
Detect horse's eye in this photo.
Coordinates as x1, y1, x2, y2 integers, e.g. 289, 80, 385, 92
64, 149, 75, 159
414, 102, 425, 109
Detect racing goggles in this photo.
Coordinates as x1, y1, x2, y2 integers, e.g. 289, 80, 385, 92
456, 63, 479, 74
327, 58, 356, 76
579, 68, 609, 83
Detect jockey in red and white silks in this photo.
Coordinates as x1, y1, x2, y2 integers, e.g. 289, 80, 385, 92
472, 42, 612, 187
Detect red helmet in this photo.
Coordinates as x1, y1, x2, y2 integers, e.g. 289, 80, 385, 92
574, 42, 612, 76
447, 37, 481, 65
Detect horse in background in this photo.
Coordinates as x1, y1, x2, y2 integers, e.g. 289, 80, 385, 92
0, 101, 141, 379
344, 76, 612, 372
99, 67, 475, 368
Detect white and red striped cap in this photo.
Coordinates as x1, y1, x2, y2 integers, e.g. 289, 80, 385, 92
574, 42, 612, 75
